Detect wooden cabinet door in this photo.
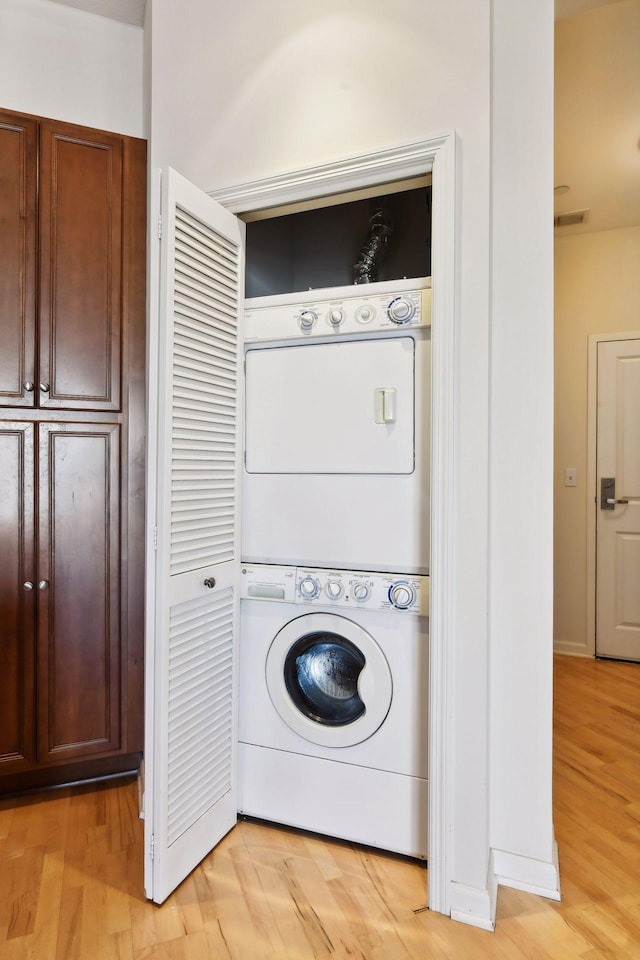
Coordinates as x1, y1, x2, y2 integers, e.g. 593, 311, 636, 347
0, 111, 37, 407
38, 121, 123, 411
37, 423, 122, 763
0, 423, 36, 771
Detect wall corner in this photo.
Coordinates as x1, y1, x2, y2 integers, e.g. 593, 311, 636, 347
492, 837, 561, 902
449, 853, 498, 931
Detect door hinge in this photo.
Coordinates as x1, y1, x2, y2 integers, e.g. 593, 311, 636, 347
150, 834, 155, 861
154, 526, 158, 551
158, 214, 162, 240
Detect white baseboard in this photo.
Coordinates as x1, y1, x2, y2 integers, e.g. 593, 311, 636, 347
492, 840, 561, 901
449, 841, 560, 931
553, 640, 592, 658
449, 868, 497, 931
137, 757, 145, 820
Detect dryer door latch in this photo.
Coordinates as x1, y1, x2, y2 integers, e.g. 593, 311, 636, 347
374, 387, 397, 424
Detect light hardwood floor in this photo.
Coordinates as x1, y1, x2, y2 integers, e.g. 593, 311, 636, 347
1, 655, 640, 959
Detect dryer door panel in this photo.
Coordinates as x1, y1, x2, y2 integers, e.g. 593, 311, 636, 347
245, 337, 415, 474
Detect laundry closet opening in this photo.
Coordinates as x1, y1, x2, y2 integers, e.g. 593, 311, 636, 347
242, 175, 432, 297
235, 171, 433, 860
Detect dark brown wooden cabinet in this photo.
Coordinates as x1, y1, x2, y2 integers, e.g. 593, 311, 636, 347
0, 422, 35, 772
37, 423, 122, 763
0, 114, 37, 407
0, 108, 146, 793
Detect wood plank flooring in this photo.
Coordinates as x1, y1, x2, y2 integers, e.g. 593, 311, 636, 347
1, 654, 640, 958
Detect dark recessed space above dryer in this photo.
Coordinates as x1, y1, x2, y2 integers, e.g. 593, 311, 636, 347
244, 183, 432, 299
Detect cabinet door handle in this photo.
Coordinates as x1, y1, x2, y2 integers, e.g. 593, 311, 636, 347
39, 382, 50, 392
23, 381, 34, 392
38, 579, 49, 591
23, 581, 34, 591
203, 577, 216, 589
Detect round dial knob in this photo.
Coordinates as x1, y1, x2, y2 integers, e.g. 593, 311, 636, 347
298, 309, 317, 331
356, 305, 375, 323
328, 307, 344, 327
352, 582, 370, 602
389, 581, 416, 610
387, 296, 416, 325
299, 576, 320, 599
325, 580, 343, 600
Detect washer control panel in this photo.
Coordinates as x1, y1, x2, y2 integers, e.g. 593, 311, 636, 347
240, 564, 429, 616
245, 278, 431, 343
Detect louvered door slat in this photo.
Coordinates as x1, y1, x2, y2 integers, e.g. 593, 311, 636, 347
146, 167, 244, 904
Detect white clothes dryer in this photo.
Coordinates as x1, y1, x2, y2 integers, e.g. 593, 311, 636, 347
241, 278, 431, 575
238, 564, 429, 859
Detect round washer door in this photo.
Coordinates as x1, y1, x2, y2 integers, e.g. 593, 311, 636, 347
265, 613, 392, 747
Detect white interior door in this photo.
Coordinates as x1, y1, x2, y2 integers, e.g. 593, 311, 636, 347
596, 337, 640, 660
145, 167, 244, 903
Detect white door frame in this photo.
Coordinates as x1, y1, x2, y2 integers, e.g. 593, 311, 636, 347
586, 330, 640, 657
211, 132, 458, 915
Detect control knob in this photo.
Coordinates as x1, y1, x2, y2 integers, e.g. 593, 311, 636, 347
328, 307, 344, 328
298, 309, 317, 331
389, 581, 416, 610
325, 579, 343, 600
299, 576, 321, 600
352, 582, 370, 602
387, 296, 416, 325
356, 304, 375, 324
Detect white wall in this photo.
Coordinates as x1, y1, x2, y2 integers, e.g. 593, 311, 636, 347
0, 0, 143, 137
490, 0, 557, 872
148, 0, 557, 925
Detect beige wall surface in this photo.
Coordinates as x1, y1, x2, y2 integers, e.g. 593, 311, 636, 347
0, 0, 144, 137
554, 225, 640, 654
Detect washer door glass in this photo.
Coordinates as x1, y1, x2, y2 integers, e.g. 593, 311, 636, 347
284, 632, 366, 726
266, 613, 393, 748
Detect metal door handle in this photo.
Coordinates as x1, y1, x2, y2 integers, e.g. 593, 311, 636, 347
23, 381, 34, 392
203, 577, 216, 589
601, 477, 627, 510
23, 581, 34, 591
38, 580, 49, 590
39, 382, 50, 392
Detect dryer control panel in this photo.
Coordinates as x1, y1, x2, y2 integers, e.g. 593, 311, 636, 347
240, 564, 429, 617
244, 278, 431, 343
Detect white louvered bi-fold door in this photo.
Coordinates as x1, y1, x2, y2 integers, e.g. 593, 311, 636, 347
146, 168, 244, 904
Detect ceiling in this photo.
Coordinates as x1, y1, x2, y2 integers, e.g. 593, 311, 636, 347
555, 0, 640, 235
47, 0, 638, 237
47, 0, 615, 27
556, 0, 621, 15
48, 0, 145, 26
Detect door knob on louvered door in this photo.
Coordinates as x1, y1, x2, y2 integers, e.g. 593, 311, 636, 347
203, 577, 216, 589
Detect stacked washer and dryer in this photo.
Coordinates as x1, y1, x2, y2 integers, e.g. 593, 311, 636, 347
238, 277, 431, 859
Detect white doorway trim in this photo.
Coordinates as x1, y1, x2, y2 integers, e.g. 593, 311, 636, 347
211, 132, 458, 916
586, 330, 640, 658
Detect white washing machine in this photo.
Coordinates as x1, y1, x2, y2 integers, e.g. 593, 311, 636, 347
241, 278, 431, 575
238, 564, 429, 859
